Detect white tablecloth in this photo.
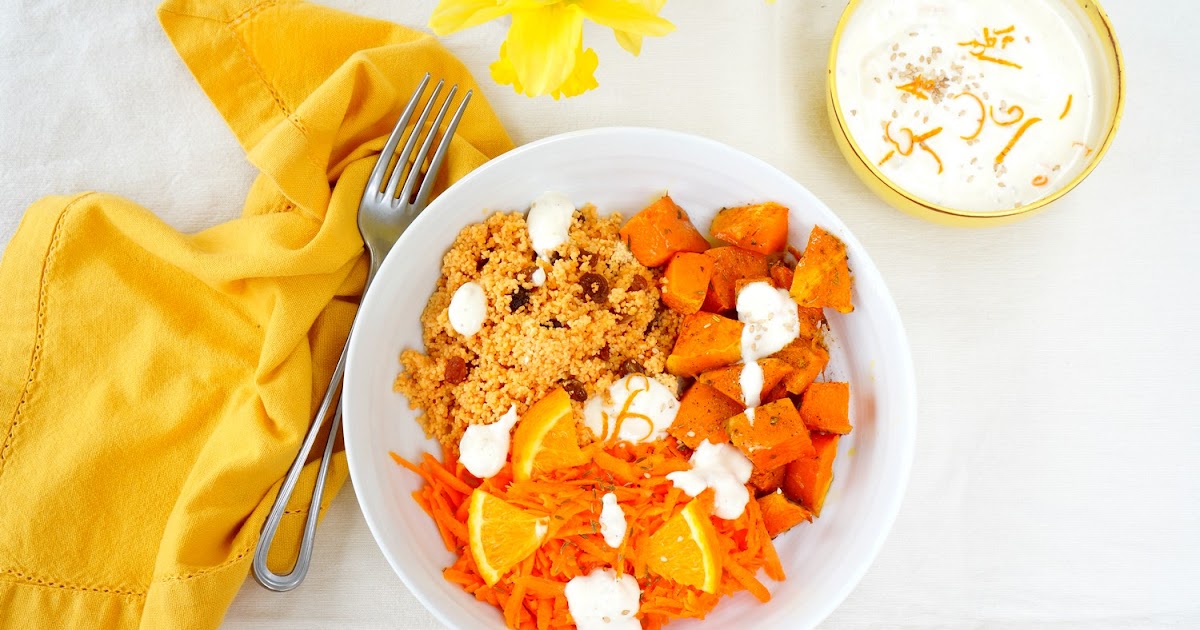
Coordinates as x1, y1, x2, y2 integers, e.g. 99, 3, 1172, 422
2, 1, 1197, 628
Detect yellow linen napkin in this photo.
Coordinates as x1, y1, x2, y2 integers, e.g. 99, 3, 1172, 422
0, 1, 512, 628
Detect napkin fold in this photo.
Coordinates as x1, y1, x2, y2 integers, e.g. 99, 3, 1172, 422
0, 1, 511, 627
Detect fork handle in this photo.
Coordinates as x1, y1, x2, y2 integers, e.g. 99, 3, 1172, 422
252, 259, 381, 591
251, 336, 349, 592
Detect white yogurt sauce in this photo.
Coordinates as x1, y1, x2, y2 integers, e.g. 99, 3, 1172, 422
457, 405, 519, 478
583, 375, 680, 443
564, 569, 641, 630
835, 0, 1114, 211
527, 191, 576, 260
666, 441, 754, 519
739, 361, 765, 420
736, 281, 801, 424
532, 266, 547, 287
447, 281, 487, 337
599, 492, 627, 548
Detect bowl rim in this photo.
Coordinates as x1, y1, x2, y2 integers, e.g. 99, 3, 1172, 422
826, 0, 1127, 221
343, 126, 918, 629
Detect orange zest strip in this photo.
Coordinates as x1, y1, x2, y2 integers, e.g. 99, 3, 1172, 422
988, 104, 1025, 127
884, 121, 915, 156
971, 51, 1023, 69
1072, 141, 1094, 156
895, 74, 938, 100
1059, 94, 1073, 120
919, 142, 944, 174
1032, 175, 1049, 187
605, 375, 650, 445
878, 150, 895, 166
912, 126, 943, 143
995, 117, 1042, 165
954, 92, 986, 140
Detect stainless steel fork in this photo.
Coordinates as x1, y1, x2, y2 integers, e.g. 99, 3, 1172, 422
252, 73, 472, 592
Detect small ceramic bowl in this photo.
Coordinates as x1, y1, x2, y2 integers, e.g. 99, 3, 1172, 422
827, 0, 1125, 226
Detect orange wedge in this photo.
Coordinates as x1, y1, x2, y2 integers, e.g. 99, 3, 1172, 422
467, 489, 549, 586
645, 496, 723, 593
511, 387, 588, 482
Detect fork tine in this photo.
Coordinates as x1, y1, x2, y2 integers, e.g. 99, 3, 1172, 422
366, 73, 429, 197
384, 80, 444, 202
412, 90, 472, 211
398, 85, 458, 207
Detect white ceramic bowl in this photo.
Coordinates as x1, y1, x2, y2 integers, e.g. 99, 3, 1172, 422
343, 127, 916, 630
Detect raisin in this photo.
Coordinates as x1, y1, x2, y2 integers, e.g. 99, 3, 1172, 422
620, 359, 644, 376
561, 378, 588, 402
444, 356, 467, 384
509, 286, 531, 311
629, 275, 648, 292
579, 272, 609, 303
578, 249, 596, 266
476, 257, 488, 271
542, 318, 564, 329
597, 345, 611, 361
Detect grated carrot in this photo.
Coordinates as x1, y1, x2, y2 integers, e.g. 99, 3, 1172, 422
391, 437, 786, 629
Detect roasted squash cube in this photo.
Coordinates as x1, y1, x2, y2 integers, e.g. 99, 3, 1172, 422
782, 433, 839, 516
701, 246, 769, 313
757, 492, 813, 537
726, 398, 815, 469
748, 465, 787, 497
669, 383, 741, 449
661, 252, 714, 315
790, 226, 853, 313
710, 202, 790, 255
665, 313, 744, 377
619, 195, 710, 267
799, 382, 851, 434
772, 336, 829, 394
695, 358, 794, 406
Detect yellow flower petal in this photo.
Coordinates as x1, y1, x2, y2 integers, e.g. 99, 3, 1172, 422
429, 0, 555, 36
491, 40, 599, 99
489, 42, 524, 93
576, 0, 674, 36
614, 30, 643, 56
505, 4, 585, 97
551, 47, 599, 99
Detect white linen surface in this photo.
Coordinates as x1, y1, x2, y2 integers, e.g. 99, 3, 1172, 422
1, 1, 1197, 628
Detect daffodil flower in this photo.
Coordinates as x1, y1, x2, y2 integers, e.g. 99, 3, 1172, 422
430, 0, 674, 98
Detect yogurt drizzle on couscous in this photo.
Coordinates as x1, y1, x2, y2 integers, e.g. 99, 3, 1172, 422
835, 0, 1114, 210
